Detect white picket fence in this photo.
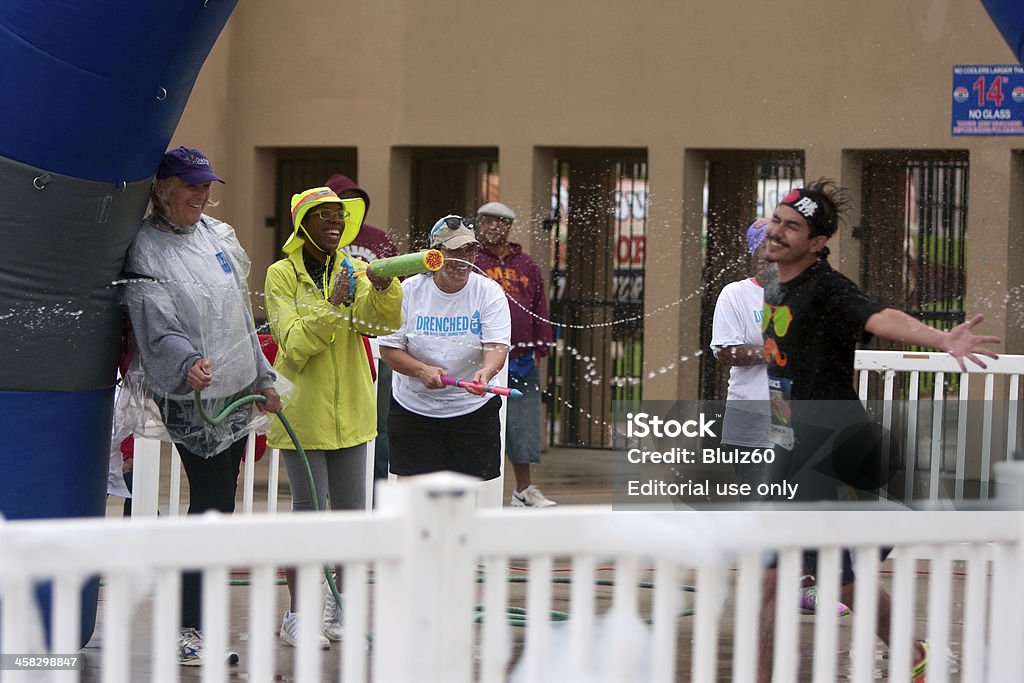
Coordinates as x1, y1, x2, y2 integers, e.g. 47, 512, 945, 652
3, 472, 1024, 682
854, 351, 1024, 502
128, 432, 292, 517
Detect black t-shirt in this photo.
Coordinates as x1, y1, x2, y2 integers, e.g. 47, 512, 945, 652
764, 259, 884, 401
763, 259, 884, 460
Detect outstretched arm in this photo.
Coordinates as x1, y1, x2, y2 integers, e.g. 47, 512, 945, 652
865, 310, 1001, 371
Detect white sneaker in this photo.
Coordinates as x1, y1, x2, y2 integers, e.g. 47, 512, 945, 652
322, 586, 344, 642
280, 610, 330, 649
511, 485, 557, 508
177, 627, 239, 666
177, 627, 203, 666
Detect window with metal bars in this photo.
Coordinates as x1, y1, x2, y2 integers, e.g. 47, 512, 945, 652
545, 156, 647, 447
698, 153, 804, 401
858, 153, 969, 401
903, 159, 968, 332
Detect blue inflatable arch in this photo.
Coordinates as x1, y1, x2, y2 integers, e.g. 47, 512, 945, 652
0, 1, 237, 646
979, 0, 1024, 63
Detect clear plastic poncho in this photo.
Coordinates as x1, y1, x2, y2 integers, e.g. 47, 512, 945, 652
117, 215, 278, 459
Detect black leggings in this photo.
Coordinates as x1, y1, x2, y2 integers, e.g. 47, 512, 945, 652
177, 437, 246, 629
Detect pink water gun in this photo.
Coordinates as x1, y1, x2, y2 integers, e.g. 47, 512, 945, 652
440, 375, 522, 398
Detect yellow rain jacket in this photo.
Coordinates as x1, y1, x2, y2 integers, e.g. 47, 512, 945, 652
265, 191, 402, 449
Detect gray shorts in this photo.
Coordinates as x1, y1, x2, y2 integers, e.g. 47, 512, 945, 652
506, 366, 542, 465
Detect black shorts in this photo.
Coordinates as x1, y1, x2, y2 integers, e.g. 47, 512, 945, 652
762, 408, 894, 585
387, 395, 502, 481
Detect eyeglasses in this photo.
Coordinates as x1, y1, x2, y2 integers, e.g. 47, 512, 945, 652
477, 215, 512, 226
310, 208, 350, 222
761, 303, 792, 337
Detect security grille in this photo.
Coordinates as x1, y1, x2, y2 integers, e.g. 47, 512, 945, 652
860, 156, 968, 335
546, 157, 647, 448
698, 155, 804, 401
903, 159, 968, 331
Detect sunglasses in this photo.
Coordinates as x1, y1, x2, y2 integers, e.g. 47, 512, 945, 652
761, 303, 793, 337
309, 208, 350, 222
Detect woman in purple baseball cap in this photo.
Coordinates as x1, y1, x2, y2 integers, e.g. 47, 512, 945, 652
151, 146, 224, 227
120, 146, 281, 666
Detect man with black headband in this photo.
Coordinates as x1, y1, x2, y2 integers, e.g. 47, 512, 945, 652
756, 178, 1000, 682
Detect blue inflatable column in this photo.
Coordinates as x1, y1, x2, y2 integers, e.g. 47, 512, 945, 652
0, 1, 237, 647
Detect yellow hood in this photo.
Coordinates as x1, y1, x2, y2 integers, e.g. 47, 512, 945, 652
283, 186, 366, 254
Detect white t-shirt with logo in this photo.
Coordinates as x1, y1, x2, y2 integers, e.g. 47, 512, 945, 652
379, 272, 511, 418
711, 277, 771, 447
711, 278, 768, 401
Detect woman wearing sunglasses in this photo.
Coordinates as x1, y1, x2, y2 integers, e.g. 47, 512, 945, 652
378, 215, 511, 483
264, 186, 402, 648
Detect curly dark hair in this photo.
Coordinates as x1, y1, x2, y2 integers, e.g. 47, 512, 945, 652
799, 177, 850, 239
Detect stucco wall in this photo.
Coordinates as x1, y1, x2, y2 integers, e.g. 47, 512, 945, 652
169, 1, 1023, 400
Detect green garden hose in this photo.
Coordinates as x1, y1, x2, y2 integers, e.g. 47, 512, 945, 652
193, 391, 344, 611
